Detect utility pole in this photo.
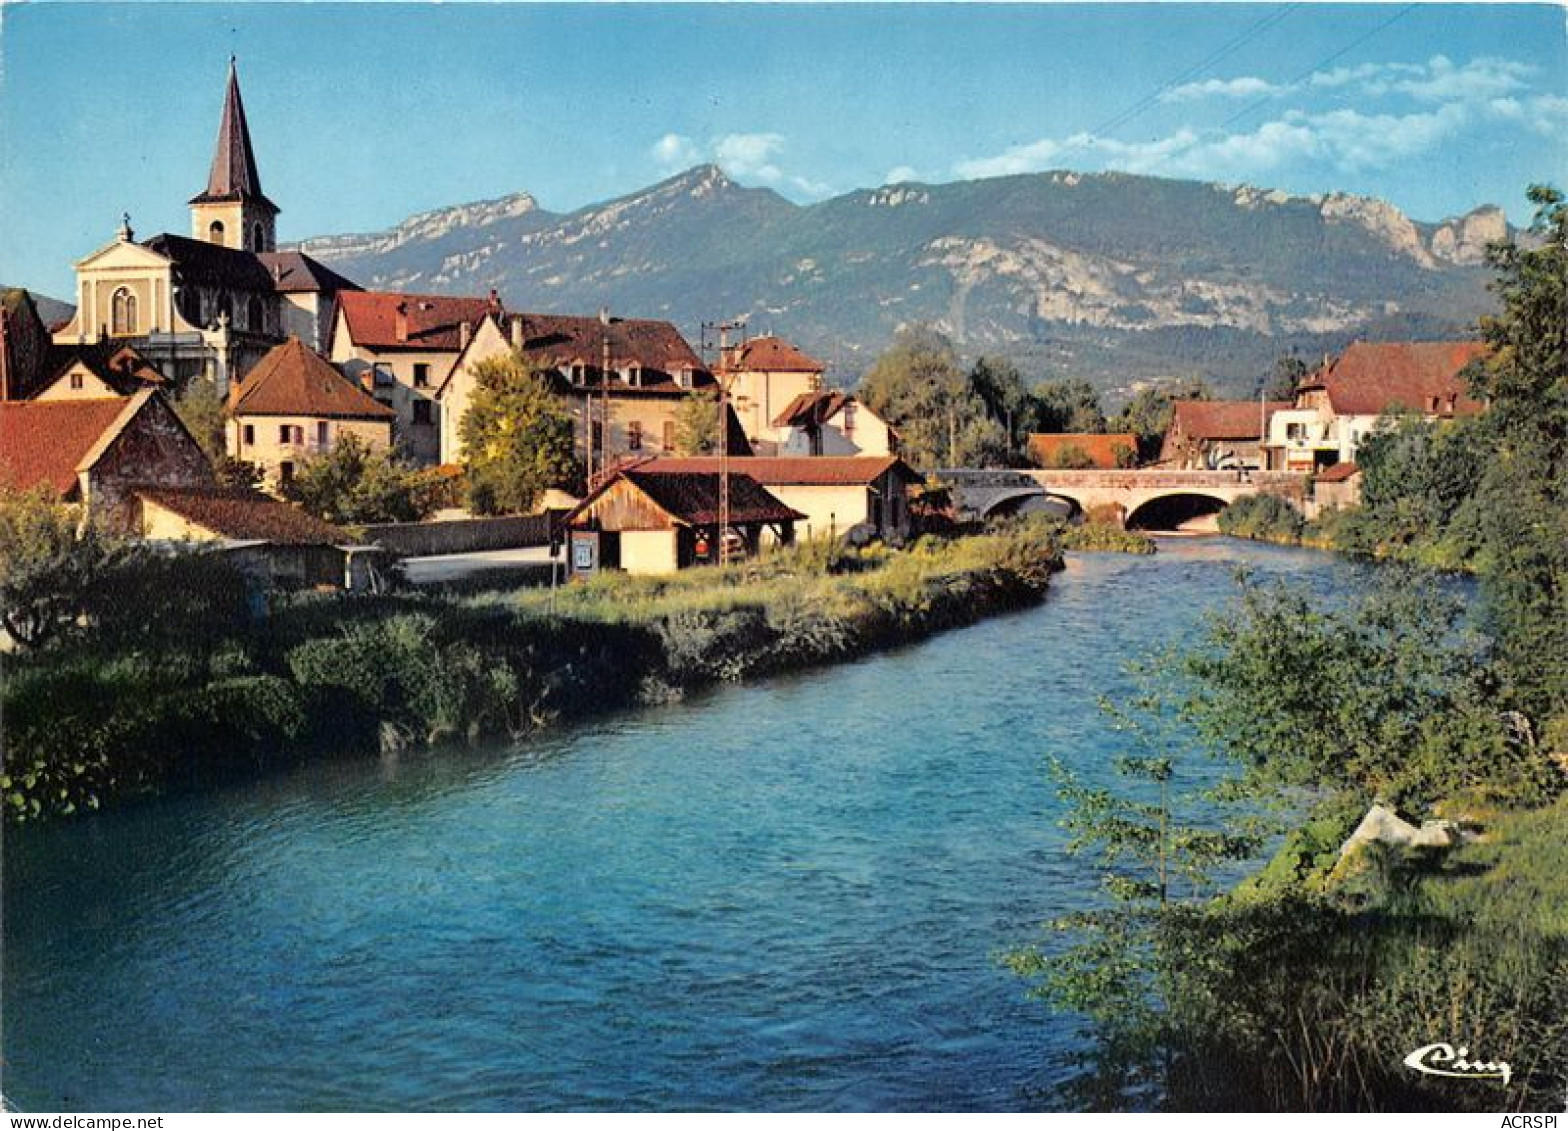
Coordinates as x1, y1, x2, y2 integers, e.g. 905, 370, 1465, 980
702, 317, 747, 567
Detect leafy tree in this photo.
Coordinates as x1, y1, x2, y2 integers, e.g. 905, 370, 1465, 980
282, 433, 438, 525
1262, 352, 1309, 402
859, 325, 1014, 468
673, 388, 722, 455
458, 352, 579, 515
969, 355, 1038, 455
0, 487, 129, 650
1464, 184, 1568, 726
1043, 442, 1096, 470
1033, 378, 1107, 434
1112, 377, 1210, 458
171, 377, 227, 462
1354, 414, 1487, 556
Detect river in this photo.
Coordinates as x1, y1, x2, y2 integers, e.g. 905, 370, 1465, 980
2, 539, 1378, 1111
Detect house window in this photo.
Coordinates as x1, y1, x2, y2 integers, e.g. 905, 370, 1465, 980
663, 420, 675, 450
626, 364, 642, 387
570, 363, 586, 384
412, 400, 434, 426
209, 220, 226, 245
842, 401, 856, 437
110, 287, 137, 335
248, 296, 265, 334
279, 424, 303, 445
413, 363, 431, 388
628, 421, 643, 451
371, 364, 394, 388
317, 421, 330, 446
243, 424, 255, 446
69, 373, 84, 391
1286, 422, 1306, 440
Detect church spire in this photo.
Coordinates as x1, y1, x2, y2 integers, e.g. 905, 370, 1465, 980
194, 58, 274, 209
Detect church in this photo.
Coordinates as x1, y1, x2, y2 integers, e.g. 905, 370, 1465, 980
49, 61, 359, 391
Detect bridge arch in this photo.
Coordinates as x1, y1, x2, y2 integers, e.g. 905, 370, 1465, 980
1124, 490, 1231, 531
980, 488, 1072, 519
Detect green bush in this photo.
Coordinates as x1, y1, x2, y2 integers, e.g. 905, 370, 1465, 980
1217, 493, 1305, 542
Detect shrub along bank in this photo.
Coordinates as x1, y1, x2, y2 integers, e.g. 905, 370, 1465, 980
1, 520, 1062, 823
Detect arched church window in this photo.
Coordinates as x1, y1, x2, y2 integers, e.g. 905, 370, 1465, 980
111, 288, 137, 335
248, 297, 265, 333
209, 220, 226, 246
252, 222, 264, 251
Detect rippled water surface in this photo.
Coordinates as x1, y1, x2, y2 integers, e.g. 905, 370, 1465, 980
4, 540, 1373, 1111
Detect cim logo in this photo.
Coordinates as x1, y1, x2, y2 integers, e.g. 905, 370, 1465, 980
1404, 1042, 1512, 1087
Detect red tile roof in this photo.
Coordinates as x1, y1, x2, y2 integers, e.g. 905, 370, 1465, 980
337, 291, 502, 351
1170, 400, 1290, 440
640, 455, 921, 486
771, 390, 854, 429
720, 335, 824, 373
136, 486, 350, 544
1026, 433, 1140, 469
0, 397, 133, 495
229, 337, 395, 420
1317, 462, 1361, 483
1309, 341, 1489, 418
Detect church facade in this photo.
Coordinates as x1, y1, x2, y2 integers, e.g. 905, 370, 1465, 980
50, 61, 358, 391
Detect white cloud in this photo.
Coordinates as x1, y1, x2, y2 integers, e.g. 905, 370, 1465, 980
1525, 93, 1568, 136
713, 132, 787, 179
884, 165, 920, 185
651, 132, 700, 169
1304, 55, 1533, 102
1160, 76, 1283, 103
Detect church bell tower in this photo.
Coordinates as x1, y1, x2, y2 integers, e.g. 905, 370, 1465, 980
189, 58, 279, 253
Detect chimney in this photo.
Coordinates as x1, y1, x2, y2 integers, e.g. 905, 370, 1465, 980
394, 301, 409, 343
510, 314, 524, 350
488, 288, 501, 316
459, 320, 472, 350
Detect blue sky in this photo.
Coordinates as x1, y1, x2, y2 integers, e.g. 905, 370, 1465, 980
3, 3, 1564, 298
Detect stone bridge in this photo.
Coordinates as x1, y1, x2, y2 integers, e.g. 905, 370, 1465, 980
937, 468, 1308, 529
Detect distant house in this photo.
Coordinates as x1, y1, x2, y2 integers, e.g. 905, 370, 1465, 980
640, 455, 923, 545
330, 290, 505, 465
1027, 433, 1139, 470
3, 288, 166, 402
1313, 462, 1363, 509
0, 389, 214, 530
133, 485, 384, 590
565, 467, 803, 576
1161, 401, 1288, 470
716, 335, 826, 449
1265, 341, 1488, 472
771, 390, 896, 458
436, 310, 741, 471
227, 336, 396, 489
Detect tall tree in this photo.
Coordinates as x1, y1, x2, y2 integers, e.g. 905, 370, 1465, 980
1262, 352, 1309, 402
459, 353, 579, 515
673, 388, 722, 455
1112, 377, 1211, 458
0, 487, 129, 650
859, 325, 1011, 468
1032, 378, 1107, 434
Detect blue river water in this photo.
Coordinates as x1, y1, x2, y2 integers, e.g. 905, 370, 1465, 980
3, 539, 1378, 1111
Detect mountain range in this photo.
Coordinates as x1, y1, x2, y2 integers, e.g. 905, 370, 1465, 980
285, 165, 1504, 399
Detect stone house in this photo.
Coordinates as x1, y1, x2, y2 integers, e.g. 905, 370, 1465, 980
1161, 400, 1289, 470
227, 336, 396, 489
0, 389, 214, 531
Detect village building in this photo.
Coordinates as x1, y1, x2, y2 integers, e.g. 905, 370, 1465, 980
435, 309, 742, 472
1160, 400, 1290, 470
717, 335, 826, 450
49, 62, 358, 391
1312, 462, 1364, 509
770, 389, 896, 458
565, 467, 803, 576
133, 485, 384, 590
1027, 432, 1140, 470
330, 290, 503, 465
4, 288, 168, 401
227, 336, 396, 488
1264, 341, 1488, 472
0, 389, 214, 531
640, 455, 922, 545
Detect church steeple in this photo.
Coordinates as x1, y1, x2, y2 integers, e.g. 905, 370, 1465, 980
189, 58, 279, 252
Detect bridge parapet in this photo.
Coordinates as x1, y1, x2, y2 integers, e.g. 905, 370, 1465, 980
1019, 469, 1307, 491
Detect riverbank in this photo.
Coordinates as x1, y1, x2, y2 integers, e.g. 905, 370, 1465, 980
1, 520, 1062, 823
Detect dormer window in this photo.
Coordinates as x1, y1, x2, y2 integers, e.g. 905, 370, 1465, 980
626, 363, 642, 387
111, 287, 137, 335
677, 367, 693, 389
570, 363, 586, 384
